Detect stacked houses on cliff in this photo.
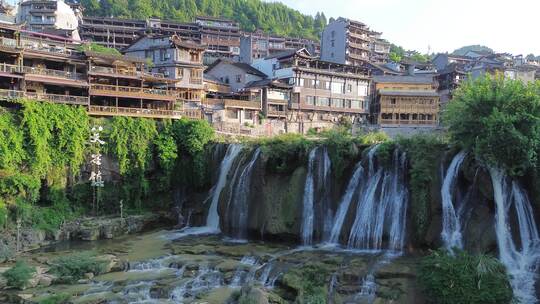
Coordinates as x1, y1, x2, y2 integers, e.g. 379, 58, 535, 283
11, 1, 539, 136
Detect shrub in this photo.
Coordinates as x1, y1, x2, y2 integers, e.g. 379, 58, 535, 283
321, 128, 359, 178
2, 261, 35, 289
258, 133, 314, 174
418, 250, 513, 304
49, 253, 107, 283
443, 75, 540, 177
359, 131, 389, 145
0, 242, 13, 263
38, 293, 71, 304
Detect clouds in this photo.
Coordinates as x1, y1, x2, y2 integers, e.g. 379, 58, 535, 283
265, 0, 540, 55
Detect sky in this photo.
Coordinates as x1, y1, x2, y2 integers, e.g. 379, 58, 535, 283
264, 0, 540, 56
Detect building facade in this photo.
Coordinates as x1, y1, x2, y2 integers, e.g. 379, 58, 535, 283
253, 49, 372, 133
239, 30, 318, 64
372, 75, 440, 127
16, 0, 81, 40
320, 17, 389, 66
123, 35, 206, 106
0, 23, 196, 120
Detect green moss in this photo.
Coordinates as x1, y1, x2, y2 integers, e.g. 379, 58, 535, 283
282, 263, 331, 304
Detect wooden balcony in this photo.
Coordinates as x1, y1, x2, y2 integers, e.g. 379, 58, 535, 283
348, 41, 370, 51
0, 63, 21, 75
289, 102, 367, 114
88, 105, 183, 119
89, 84, 176, 101
0, 89, 88, 105
22, 66, 85, 81
267, 109, 287, 117
348, 52, 369, 61
89, 66, 138, 78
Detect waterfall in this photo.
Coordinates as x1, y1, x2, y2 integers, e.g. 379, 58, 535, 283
347, 148, 408, 251
441, 151, 467, 251
228, 148, 261, 240
490, 168, 540, 304
301, 147, 332, 246
327, 163, 364, 244
301, 148, 318, 246
206, 144, 243, 230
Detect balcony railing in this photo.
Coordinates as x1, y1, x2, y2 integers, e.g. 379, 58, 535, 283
348, 52, 369, 61
25, 92, 89, 105
19, 39, 74, 56
89, 84, 176, 100
0, 37, 18, 48
267, 109, 287, 116
90, 66, 138, 77
0, 63, 21, 74
88, 105, 183, 119
22, 66, 85, 80
205, 98, 261, 109
0, 89, 88, 105
348, 41, 370, 51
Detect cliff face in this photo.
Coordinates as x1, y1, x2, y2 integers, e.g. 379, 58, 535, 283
183, 144, 539, 254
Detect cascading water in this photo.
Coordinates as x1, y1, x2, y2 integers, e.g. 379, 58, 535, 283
206, 144, 243, 230
301, 147, 332, 246
489, 168, 540, 304
301, 148, 318, 246
327, 163, 364, 244
228, 148, 261, 240
348, 148, 408, 252
441, 151, 467, 252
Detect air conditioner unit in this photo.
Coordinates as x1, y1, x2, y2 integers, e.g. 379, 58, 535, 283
165, 53, 171, 59
164, 71, 170, 77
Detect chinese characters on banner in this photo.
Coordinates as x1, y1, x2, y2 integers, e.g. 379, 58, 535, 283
89, 126, 105, 214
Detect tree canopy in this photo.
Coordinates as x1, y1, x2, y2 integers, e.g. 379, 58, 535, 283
81, 0, 327, 40
443, 75, 540, 176
452, 45, 493, 56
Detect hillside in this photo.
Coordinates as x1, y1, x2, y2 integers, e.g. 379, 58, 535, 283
81, 0, 327, 40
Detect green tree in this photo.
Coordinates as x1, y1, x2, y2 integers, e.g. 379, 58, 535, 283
443, 75, 540, 176
2, 261, 35, 289
452, 45, 494, 56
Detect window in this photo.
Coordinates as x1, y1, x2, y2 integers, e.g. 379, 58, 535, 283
299, 78, 305, 87
331, 82, 344, 94
331, 52, 334, 58
227, 109, 239, 119
347, 84, 353, 93
331, 30, 336, 38
331, 98, 345, 108
390, 98, 397, 105
190, 52, 200, 62
244, 110, 253, 120
236, 75, 242, 83
357, 83, 368, 96
324, 81, 331, 90
190, 69, 202, 84
160, 49, 167, 61
317, 97, 329, 107
306, 96, 315, 105
331, 40, 335, 47
31, 15, 42, 22
351, 100, 362, 109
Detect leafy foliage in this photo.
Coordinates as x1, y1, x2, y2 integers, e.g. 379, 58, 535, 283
2, 261, 35, 289
49, 253, 107, 283
397, 135, 447, 243
81, 0, 328, 40
389, 43, 430, 63
77, 42, 121, 55
320, 128, 359, 179
359, 131, 389, 145
443, 76, 540, 176
419, 250, 513, 304
257, 133, 314, 174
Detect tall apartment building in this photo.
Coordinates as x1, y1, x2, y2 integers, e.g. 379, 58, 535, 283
0, 23, 196, 120
15, 0, 81, 40
195, 16, 240, 64
239, 30, 319, 63
320, 17, 390, 66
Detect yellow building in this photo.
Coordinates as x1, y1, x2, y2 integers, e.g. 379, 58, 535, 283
373, 75, 440, 126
